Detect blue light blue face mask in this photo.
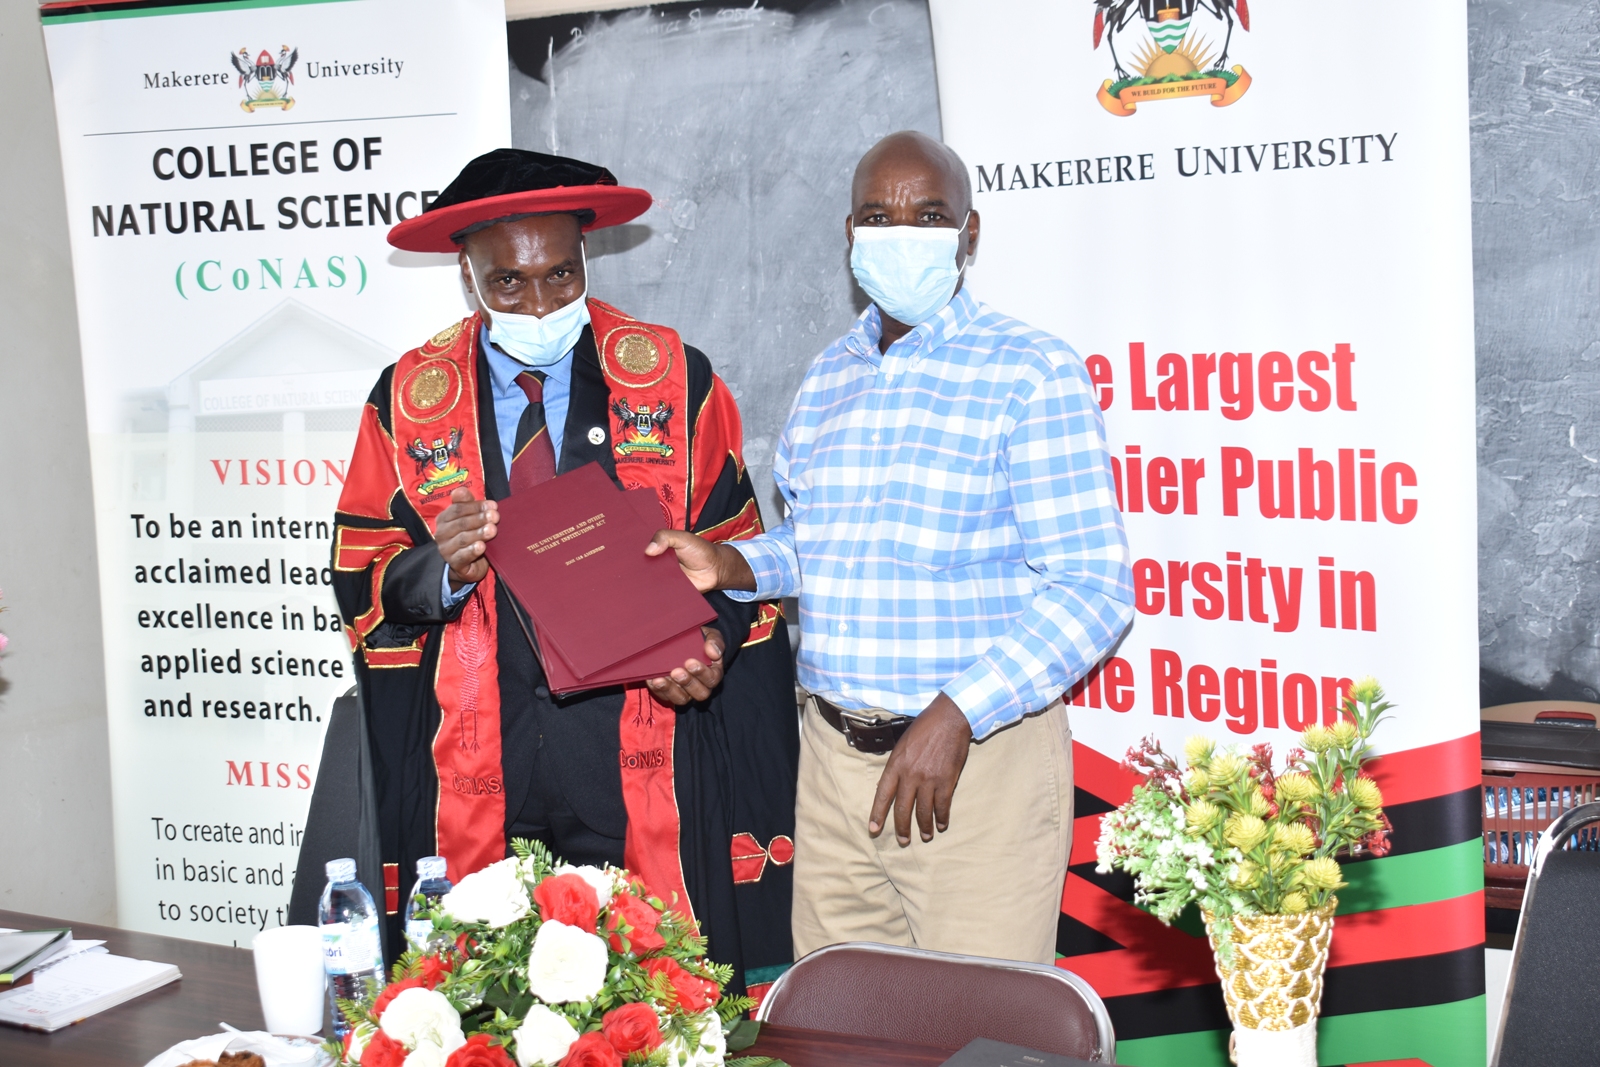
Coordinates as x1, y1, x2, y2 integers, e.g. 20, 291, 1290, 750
849, 213, 970, 327
468, 248, 590, 367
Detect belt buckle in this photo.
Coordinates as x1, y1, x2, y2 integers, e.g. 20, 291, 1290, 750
839, 708, 897, 754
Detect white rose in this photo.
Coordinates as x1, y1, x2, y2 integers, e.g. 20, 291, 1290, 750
379, 987, 467, 1053
525, 920, 608, 1004
553, 863, 617, 902
512, 1003, 580, 1067
441, 856, 530, 928
346, 1020, 376, 1062
403, 1042, 449, 1067
660, 1010, 726, 1067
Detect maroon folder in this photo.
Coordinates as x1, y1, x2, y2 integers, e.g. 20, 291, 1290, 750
522, 487, 712, 694
485, 463, 714, 690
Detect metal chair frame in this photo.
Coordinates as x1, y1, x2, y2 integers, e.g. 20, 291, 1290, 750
757, 940, 1117, 1063
1489, 800, 1600, 1067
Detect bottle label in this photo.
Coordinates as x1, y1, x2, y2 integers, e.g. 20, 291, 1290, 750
322, 918, 380, 975
405, 918, 433, 950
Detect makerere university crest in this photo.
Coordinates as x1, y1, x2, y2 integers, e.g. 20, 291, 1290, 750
230, 46, 298, 112
1092, 0, 1251, 116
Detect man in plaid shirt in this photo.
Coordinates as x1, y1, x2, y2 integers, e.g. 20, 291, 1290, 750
651, 131, 1133, 963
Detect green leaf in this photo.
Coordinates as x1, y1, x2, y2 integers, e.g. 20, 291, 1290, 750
726, 1058, 789, 1066
717, 995, 757, 1023
724, 1017, 763, 1051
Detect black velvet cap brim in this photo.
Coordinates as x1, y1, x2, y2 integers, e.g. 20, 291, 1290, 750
387, 148, 651, 252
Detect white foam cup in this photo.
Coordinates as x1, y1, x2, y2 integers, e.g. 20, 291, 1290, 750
251, 924, 325, 1035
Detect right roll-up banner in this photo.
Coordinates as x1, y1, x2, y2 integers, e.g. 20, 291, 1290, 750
927, 2, 1482, 1064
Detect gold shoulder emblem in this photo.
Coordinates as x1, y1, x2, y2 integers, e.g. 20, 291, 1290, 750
615, 333, 661, 375
397, 357, 462, 424
423, 320, 465, 353
409, 366, 450, 409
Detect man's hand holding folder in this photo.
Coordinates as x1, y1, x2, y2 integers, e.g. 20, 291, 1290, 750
453, 463, 725, 700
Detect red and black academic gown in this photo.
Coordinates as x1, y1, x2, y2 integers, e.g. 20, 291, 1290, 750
330, 304, 796, 995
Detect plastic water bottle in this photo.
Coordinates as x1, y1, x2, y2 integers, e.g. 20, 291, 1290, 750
404, 856, 453, 954
319, 858, 386, 1039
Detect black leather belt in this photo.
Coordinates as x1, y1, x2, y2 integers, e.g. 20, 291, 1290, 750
812, 695, 913, 755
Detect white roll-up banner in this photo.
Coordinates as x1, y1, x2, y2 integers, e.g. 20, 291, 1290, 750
41, 0, 510, 946
928, 2, 1482, 1064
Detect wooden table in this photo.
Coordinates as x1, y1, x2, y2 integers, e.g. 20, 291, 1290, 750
0, 910, 1438, 1067
0, 909, 266, 1066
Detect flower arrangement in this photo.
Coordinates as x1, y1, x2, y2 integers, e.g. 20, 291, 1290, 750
1095, 677, 1392, 934
328, 840, 770, 1067
1094, 678, 1394, 1066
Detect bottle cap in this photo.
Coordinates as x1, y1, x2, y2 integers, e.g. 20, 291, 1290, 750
326, 858, 358, 883
418, 856, 448, 880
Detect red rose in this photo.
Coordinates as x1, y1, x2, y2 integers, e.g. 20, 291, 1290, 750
445, 1032, 516, 1067
534, 873, 601, 930
605, 893, 666, 954
559, 1031, 621, 1067
360, 1030, 407, 1067
601, 1002, 663, 1053
419, 953, 456, 989
371, 976, 424, 1018
640, 957, 718, 1014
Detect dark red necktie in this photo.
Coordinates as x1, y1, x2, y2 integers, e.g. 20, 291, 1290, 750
510, 370, 557, 493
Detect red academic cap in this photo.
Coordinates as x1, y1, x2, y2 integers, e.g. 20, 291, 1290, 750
387, 148, 651, 253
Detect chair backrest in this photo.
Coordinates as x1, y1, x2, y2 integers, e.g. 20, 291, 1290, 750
1482, 700, 1600, 726
757, 941, 1115, 1062
1492, 801, 1600, 1067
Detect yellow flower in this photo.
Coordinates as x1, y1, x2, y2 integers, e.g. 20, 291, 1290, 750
1224, 813, 1269, 852
1186, 799, 1222, 832
1211, 753, 1245, 785
1229, 860, 1260, 889
1272, 822, 1317, 855
1301, 856, 1345, 891
1281, 891, 1310, 914
1184, 768, 1211, 794
1302, 725, 1335, 752
1348, 776, 1384, 811
1248, 788, 1271, 817
1331, 719, 1360, 748
1350, 677, 1383, 704
1275, 772, 1316, 804
1184, 736, 1216, 764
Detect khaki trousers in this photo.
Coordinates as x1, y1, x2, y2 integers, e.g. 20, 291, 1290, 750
791, 696, 1073, 965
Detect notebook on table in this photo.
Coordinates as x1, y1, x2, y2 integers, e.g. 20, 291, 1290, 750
0, 952, 180, 1032
0, 929, 71, 984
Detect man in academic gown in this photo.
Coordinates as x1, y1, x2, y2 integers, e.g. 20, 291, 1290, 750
329, 149, 796, 995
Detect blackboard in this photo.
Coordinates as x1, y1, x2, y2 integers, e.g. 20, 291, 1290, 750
1471, 0, 1600, 705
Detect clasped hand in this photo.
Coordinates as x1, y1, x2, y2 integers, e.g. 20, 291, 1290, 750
432, 487, 725, 706
648, 528, 974, 844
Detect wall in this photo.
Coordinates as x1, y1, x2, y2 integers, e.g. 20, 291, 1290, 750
1472, 0, 1600, 706
504, 0, 942, 511
0, 5, 116, 923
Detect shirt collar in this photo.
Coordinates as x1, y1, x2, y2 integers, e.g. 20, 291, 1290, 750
842, 286, 980, 366
479, 322, 575, 396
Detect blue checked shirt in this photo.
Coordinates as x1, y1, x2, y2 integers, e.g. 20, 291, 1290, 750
728, 288, 1134, 738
